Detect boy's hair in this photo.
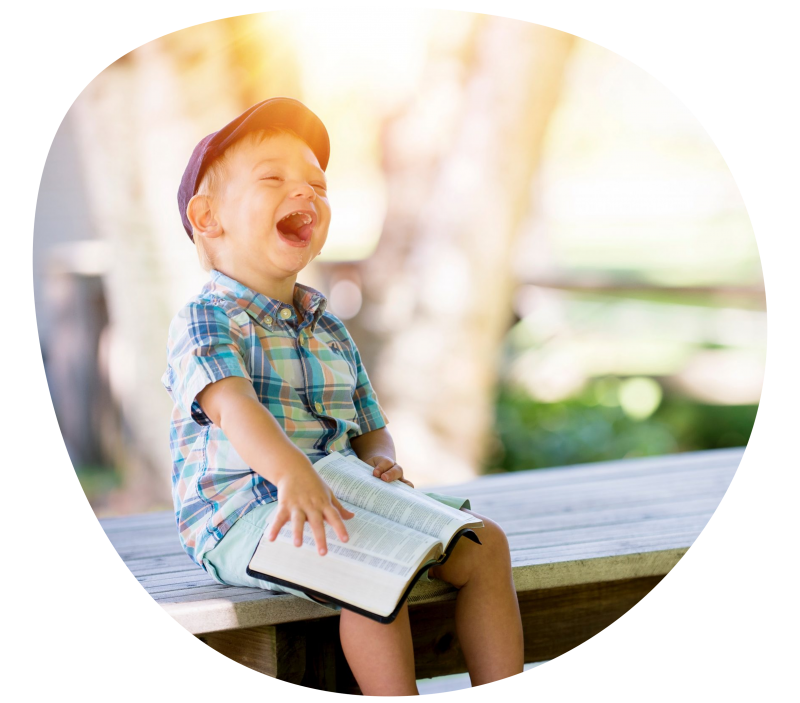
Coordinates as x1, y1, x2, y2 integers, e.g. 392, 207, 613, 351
192, 125, 309, 271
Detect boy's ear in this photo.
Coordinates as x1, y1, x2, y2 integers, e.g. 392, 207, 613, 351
187, 194, 223, 239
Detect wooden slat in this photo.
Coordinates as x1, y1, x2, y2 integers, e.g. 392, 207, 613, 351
477, 484, 733, 521
198, 618, 352, 691
468, 465, 735, 510
103, 531, 180, 550
500, 495, 723, 533
95, 449, 737, 635
136, 496, 721, 592
103, 466, 734, 553
125, 555, 200, 577
147, 579, 230, 596
103, 542, 183, 559
137, 569, 219, 588
141, 531, 691, 599
507, 512, 710, 548
154, 586, 272, 603
512, 540, 699, 569
165, 591, 338, 631
95, 447, 743, 532
198, 626, 282, 678
99, 511, 175, 531
474, 475, 735, 513
161, 547, 687, 633
444, 447, 742, 494
132, 567, 203, 581
100, 515, 174, 531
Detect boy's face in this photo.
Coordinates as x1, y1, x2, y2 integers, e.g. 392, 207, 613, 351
209, 132, 330, 281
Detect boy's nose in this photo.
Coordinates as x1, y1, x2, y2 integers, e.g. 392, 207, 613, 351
290, 182, 316, 199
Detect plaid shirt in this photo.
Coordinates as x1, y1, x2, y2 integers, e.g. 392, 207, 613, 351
161, 269, 389, 568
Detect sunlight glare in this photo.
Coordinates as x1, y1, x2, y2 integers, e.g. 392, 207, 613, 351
272, 9, 430, 109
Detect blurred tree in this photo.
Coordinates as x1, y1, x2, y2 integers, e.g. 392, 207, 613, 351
42, 263, 115, 470
351, 16, 576, 486
69, 17, 302, 513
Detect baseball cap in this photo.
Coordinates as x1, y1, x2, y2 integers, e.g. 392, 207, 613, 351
177, 97, 330, 240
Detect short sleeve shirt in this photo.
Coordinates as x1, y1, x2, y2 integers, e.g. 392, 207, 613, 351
160, 269, 389, 568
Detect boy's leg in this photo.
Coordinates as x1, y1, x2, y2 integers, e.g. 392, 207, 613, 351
339, 602, 419, 696
427, 510, 524, 686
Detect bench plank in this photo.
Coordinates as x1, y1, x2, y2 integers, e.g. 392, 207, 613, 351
136, 498, 721, 592
99, 447, 741, 637
444, 448, 740, 493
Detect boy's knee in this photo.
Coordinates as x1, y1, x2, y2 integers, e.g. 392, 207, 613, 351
462, 518, 513, 590
462, 509, 508, 551
430, 514, 511, 586
476, 517, 511, 567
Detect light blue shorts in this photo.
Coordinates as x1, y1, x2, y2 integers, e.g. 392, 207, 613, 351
203, 491, 471, 612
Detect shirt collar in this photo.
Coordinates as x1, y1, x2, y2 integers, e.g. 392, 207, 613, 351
205, 269, 328, 331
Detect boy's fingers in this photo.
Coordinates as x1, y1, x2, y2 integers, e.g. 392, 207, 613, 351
307, 513, 328, 555
399, 478, 415, 488
332, 495, 355, 519
371, 459, 393, 477
291, 509, 306, 547
381, 466, 403, 482
373, 462, 394, 476
323, 506, 350, 543
267, 508, 290, 540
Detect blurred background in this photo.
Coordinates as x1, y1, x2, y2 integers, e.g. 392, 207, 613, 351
33, 9, 763, 518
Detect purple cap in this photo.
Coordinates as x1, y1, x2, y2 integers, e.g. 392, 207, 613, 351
178, 97, 330, 240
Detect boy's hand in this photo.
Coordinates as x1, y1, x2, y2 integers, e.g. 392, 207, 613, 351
365, 455, 415, 488
267, 466, 354, 556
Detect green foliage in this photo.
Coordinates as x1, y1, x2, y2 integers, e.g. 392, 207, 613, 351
484, 379, 757, 473
74, 464, 123, 503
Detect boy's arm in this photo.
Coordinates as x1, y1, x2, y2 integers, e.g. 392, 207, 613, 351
196, 376, 354, 554
350, 427, 413, 487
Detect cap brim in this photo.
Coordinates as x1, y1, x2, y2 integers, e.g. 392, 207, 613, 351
211, 98, 329, 173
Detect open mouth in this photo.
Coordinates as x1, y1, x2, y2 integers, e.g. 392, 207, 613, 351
276, 210, 316, 244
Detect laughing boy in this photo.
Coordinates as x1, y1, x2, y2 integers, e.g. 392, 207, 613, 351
162, 98, 524, 694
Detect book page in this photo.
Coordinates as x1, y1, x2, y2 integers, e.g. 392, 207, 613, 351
269, 501, 440, 580
313, 452, 480, 545
249, 530, 410, 617
250, 502, 442, 618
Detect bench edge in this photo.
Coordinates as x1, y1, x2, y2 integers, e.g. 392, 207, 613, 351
165, 547, 687, 635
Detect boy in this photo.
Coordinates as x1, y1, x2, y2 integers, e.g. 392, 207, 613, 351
162, 98, 524, 695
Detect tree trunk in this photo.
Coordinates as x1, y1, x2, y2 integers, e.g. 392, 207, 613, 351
354, 17, 576, 486
69, 19, 302, 512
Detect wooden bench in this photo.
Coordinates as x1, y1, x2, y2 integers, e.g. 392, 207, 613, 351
100, 447, 741, 692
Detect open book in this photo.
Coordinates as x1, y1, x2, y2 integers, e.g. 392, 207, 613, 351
246, 451, 483, 623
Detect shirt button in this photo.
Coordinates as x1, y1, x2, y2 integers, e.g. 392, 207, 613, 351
315, 402, 324, 413
279, 307, 292, 319
264, 315, 273, 325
